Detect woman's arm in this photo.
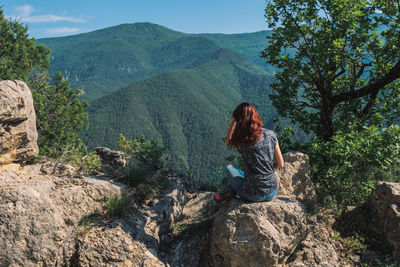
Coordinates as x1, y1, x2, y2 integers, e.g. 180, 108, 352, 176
274, 141, 284, 169
225, 118, 236, 146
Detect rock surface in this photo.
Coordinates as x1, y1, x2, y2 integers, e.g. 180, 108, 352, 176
364, 182, 400, 261
210, 198, 308, 266
0, 163, 124, 266
210, 197, 339, 267
275, 152, 317, 207
95, 146, 126, 177
209, 152, 339, 267
73, 176, 188, 266
0, 80, 38, 164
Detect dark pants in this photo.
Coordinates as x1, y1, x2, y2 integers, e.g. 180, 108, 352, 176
225, 165, 278, 202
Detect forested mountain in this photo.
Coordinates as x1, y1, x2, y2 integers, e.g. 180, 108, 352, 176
38, 23, 272, 102
81, 48, 275, 183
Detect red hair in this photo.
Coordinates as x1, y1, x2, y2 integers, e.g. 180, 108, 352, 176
227, 103, 263, 147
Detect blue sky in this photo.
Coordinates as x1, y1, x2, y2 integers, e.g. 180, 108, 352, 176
1, 0, 268, 38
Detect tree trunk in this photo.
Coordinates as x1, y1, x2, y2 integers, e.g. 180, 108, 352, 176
317, 90, 334, 141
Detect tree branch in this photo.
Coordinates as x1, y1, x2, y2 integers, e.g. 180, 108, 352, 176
332, 69, 346, 81
361, 90, 378, 117
349, 62, 371, 91
332, 60, 400, 106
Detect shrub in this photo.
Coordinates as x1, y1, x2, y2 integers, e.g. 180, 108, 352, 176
117, 134, 168, 202
307, 124, 400, 208
105, 192, 130, 217
121, 167, 161, 202
58, 139, 101, 174
32, 72, 89, 158
118, 134, 168, 171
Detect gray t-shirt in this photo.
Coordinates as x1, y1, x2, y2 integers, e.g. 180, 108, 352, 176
237, 128, 278, 195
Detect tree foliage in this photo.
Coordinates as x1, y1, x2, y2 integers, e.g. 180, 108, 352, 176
0, 9, 49, 81
263, 0, 400, 208
30, 71, 89, 157
263, 0, 400, 141
309, 124, 400, 207
0, 7, 90, 160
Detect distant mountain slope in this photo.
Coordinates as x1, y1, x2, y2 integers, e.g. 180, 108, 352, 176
38, 23, 273, 102
199, 31, 274, 72
82, 48, 275, 183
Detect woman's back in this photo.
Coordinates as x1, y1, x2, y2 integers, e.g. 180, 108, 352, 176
237, 128, 278, 196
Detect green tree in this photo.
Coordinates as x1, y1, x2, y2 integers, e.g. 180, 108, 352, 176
0, 8, 49, 80
263, 0, 400, 141
0, 8, 90, 160
263, 0, 400, 208
31, 71, 89, 157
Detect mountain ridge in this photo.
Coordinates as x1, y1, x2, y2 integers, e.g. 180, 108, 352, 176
38, 22, 272, 102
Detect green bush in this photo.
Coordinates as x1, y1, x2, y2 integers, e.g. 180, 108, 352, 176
120, 167, 161, 202
32, 71, 89, 158
117, 134, 168, 202
118, 134, 168, 171
58, 139, 101, 174
307, 124, 400, 209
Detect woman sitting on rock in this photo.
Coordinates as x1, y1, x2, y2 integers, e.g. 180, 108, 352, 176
214, 102, 284, 203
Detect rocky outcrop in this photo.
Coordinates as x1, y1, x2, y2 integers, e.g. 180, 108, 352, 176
0, 163, 124, 266
209, 152, 339, 267
0, 80, 38, 164
275, 152, 317, 207
0, 147, 342, 266
95, 146, 126, 177
344, 181, 400, 261
367, 182, 400, 260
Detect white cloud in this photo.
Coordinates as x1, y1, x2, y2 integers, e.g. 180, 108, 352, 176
21, 15, 85, 23
15, 5, 34, 17
9, 5, 86, 23
46, 27, 80, 35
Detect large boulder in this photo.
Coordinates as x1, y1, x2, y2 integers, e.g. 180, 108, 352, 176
364, 182, 400, 261
275, 152, 317, 207
0, 80, 38, 164
209, 152, 339, 267
210, 199, 308, 266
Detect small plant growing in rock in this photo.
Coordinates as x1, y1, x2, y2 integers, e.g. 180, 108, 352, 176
58, 140, 101, 174
105, 192, 130, 217
120, 167, 161, 203
76, 192, 131, 237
